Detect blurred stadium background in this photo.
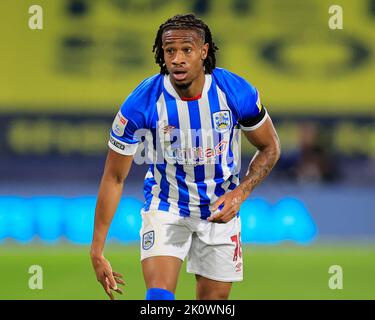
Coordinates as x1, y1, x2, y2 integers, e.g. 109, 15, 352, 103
0, 0, 374, 299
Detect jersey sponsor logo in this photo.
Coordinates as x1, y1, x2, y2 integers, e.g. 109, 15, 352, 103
109, 136, 125, 150
142, 230, 155, 250
165, 139, 228, 165
112, 111, 128, 136
213, 111, 231, 133
163, 125, 175, 134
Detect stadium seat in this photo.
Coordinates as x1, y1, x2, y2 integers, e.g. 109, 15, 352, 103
33, 196, 64, 243
63, 196, 96, 244
108, 197, 143, 242
272, 197, 317, 244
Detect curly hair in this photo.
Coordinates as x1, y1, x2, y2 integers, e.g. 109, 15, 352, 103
152, 13, 218, 74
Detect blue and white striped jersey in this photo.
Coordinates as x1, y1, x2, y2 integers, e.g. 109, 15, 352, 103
108, 68, 268, 219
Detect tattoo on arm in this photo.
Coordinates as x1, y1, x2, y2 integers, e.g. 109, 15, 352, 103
239, 140, 280, 198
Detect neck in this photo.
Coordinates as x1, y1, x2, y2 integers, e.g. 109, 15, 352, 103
171, 71, 206, 99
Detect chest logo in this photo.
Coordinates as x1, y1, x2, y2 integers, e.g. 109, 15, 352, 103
212, 110, 231, 133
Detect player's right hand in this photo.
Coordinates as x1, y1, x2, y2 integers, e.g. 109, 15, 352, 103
91, 254, 125, 300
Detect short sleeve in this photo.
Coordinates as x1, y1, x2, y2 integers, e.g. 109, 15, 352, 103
108, 81, 151, 155
233, 77, 268, 131
108, 110, 140, 156
213, 69, 269, 131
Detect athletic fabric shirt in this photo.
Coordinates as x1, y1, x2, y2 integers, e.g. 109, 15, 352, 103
108, 68, 268, 219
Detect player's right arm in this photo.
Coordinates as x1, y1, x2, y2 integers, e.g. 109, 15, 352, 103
90, 149, 133, 300
90, 76, 154, 299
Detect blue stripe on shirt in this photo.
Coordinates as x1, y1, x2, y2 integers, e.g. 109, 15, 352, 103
187, 100, 211, 219
164, 90, 191, 216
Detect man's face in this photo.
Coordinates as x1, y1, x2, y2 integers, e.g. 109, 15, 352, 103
162, 29, 209, 90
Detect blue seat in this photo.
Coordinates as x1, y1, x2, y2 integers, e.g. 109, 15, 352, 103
0, 197, 12, 241
63, 196, 96, 244
33, 196, 64, 243
7, 197, 35, 243
108, 197, 143, 243
273, 197, 317, 244
240, 198, 273, 243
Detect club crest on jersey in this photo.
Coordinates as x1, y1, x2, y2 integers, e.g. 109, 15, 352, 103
212, 111, 231, 133
112, 111, 128, 136
142, 231, 155, 250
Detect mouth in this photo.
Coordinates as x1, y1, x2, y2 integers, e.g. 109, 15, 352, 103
171, 70, 188, 81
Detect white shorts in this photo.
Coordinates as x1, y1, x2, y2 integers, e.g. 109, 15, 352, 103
140, 210, 243, 282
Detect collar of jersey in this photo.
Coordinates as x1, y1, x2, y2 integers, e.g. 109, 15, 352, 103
163, 74, 212, 101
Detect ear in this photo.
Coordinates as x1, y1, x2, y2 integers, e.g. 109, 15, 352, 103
201, 43, 209, 60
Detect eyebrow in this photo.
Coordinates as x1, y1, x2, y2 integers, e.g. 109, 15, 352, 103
163, 39, 195, 44
164, 40, 194, 43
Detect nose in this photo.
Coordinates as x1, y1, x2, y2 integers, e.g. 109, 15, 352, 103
172, 50, 185, 66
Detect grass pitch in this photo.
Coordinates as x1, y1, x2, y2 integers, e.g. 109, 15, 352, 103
0, 243, 374, 300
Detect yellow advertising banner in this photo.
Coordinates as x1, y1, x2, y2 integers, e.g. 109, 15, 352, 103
0, 0, 374, 114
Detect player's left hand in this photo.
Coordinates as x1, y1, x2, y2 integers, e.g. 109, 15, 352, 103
208, 187, 247, 223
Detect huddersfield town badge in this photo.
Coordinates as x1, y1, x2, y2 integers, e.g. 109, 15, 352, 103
142, 231, 155, 250
212, 111, 231, 133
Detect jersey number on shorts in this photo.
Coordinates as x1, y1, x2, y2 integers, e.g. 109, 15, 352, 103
231, 233, 242, 262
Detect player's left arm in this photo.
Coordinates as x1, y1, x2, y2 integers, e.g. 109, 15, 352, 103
239, 115, 281, 195
208, 115, 281, 223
